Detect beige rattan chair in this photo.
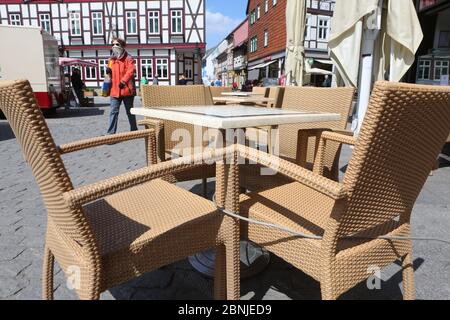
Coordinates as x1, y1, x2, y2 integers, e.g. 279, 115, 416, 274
210, 86, 233, 105
278, 86, 354, 180
242, 86, 354, 191
234, 81, 450, 300
0, 80, 240, 300
252, 87, 269, 97
139, 85, 215, 194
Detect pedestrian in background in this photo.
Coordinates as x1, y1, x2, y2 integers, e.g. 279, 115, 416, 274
178, 75, 187, 85
214, 75, 222, 87
71, 68, 85, 107
153, 73, 159, 85
105, 37, 137, 135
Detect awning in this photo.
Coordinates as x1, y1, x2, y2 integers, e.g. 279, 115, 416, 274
315, 59, 334, 65
248, 60, 277, 70
59, 58, 98, 67
305, 62, 332, 75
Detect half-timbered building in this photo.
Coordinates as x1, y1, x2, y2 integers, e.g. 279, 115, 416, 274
0, 0, 206, 86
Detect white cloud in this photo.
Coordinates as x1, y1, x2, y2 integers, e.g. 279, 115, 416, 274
206, 10, 242, 40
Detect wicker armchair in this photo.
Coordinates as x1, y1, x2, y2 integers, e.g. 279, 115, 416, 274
242, 87, 354, 191
278, 86, 354, 179
139, 85, 215, 194
234, 81, 450, 300
209, 86, 233, 105
252, 87, 269, 97
0, 80, 240, 300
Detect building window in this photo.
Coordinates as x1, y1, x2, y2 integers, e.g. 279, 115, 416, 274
148, 11, 160, 34
305, 14, 312, 40
156, 58, 168, 79
84, 61, 97, 80
9, 13, 21, 26
98, 59, 108, 79
265, 0, 269, 13
126, 11, 138, 35
69, 12, 81, 36
257, 5, 261, 19
250, 10, 256, 25
250, 36, 258, 53
438, 31, 450, 48
434, 60, 449, 80
273, 0, 278, 6
171, 10, 183, 34
185, 59, 193, 79
91, 12, 103, 36
418, 60, 431, 80
318, 17, 330, 41
141, 59, 153, 79
39, 13, 51, 33
264, 30, 268, 47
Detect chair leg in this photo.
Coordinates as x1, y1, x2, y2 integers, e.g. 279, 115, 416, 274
42, 245, 54, 300
320, 281, 338, 300
224, 237, 240, 300
214, 244, 227, 300
402, 252, 416, 300
202, 178, 208, 198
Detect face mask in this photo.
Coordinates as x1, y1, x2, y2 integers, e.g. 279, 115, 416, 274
112, 46, 124, 57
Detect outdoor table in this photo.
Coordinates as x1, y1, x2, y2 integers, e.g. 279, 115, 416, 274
130, 105, 340, 278
213, 96, 275, 105
220, 92, 265, 97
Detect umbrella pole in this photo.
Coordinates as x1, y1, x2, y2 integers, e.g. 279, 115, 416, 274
353, 1, 383, 134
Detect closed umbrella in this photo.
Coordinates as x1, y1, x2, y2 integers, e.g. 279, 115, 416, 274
284, 0, 306, 86
329, 0, 423, 133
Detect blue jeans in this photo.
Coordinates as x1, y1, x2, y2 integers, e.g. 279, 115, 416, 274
107, 96, 137, 134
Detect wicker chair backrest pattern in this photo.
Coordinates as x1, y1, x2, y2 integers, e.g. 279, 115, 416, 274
140, 85, 213, 152
279, 86, 354, 178
339, 81, 450, 236
0, 80, 96, 248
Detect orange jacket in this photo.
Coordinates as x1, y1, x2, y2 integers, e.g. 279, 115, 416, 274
108, 52, 136, 98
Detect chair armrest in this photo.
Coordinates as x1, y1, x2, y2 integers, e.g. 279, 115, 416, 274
57, 129, 155, 155
312, 131, 356, 176
236, 145, 346, 200
63, 148, 229, 209
138, 118, 166, 162
137, 118, 164, 130
320, 131, 356, 146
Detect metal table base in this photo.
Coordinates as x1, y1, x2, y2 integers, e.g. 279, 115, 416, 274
188, 241, 270, 279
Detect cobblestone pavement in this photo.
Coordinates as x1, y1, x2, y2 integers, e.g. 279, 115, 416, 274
1, 97, 449, 300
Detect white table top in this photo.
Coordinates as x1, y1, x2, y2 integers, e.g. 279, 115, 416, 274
131, 105, 341, 130
213, 96, 274, 104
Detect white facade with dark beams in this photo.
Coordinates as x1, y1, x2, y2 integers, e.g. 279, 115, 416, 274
0, 0, 206, 86
304, 0, 335, 60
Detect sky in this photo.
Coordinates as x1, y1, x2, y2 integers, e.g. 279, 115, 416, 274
205, 0, 247, 49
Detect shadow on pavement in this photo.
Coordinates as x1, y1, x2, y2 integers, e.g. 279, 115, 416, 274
46, 107, 105, 119
0, 121, 15, 142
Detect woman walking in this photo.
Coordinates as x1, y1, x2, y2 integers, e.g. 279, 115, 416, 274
106, 37, 137, 134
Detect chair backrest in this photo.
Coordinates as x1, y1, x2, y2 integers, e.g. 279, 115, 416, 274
209, 86, 232, 98
278, 86, 355, 179
141, 85, 213, 107
339, 81, 450, 236
140, 85, 213, 153
252, 87, 269, 97
0, 80, 96, 248
267, 87, 285, 108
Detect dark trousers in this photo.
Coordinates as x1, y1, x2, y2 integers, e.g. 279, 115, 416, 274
107, 96, 137, 134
